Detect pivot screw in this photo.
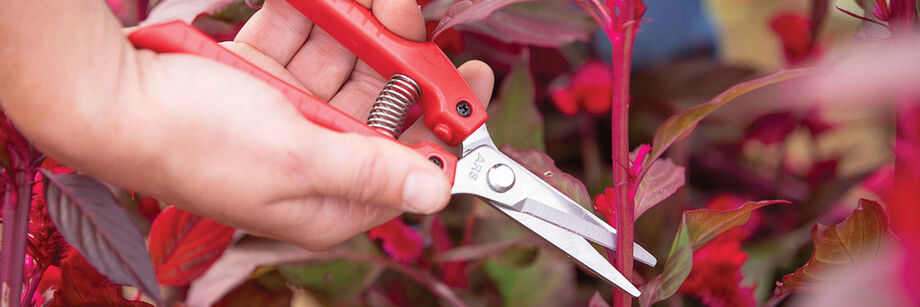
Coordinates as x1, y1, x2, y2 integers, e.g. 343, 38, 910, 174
429, 157, 443, 168
456, 101, 472, 117
487, 164, 515, 193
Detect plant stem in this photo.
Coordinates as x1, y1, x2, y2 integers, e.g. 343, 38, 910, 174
0, 164, 35, 307
889, 0, 918, 35
608, 3, 640, 306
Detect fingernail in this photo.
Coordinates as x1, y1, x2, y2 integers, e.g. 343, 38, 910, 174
403, 170, 449, 214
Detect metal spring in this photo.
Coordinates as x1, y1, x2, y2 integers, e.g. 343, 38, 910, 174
367, 74, 421, 138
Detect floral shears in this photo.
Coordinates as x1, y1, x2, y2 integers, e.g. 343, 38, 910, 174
127, 0, 657, 296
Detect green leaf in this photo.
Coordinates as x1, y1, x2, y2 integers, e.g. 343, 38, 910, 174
487, 52, 545, 150
773, 199, 891, 296
277, 259, 378, 301
501, 145, 592, 209
638, 200, 788, 306
647, 69, 816, 168
483, 249, 575, 306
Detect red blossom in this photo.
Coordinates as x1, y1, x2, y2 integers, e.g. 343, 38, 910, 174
594, 187, 616, 224
678, 195, 758, 307
368, 218, 424, 263
550, 61, 613, 116
678, 236, 756, 307
770, 13, 820, 65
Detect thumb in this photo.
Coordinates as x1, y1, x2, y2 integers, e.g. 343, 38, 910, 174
304, 128, 451, 214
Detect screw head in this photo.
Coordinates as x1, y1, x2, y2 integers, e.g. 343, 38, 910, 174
429, 157, 443, 168
487, 164, 515, 193
456, 101, 472, 117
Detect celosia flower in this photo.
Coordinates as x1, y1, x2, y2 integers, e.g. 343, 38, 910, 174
368, 218, 424, 263
594, 187, 617, 224
550, 61, 613, 116
679, 236, 757, 307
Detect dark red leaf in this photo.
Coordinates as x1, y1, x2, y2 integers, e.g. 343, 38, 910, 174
140, 0, 237, 26
40, 171, 162, 304
148, 206, 235, 286
431, 217, 468, 288
432, 0, 594, 47
588, 291, 611, 307
47, 250, 152, 307
368, 218, 424, 263
744, 111, 798, 145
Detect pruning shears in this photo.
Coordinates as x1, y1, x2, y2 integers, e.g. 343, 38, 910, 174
128, 0, 657, 295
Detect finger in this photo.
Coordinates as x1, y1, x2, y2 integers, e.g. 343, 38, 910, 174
217, 41, 311, 92
300, 128, 451, 214
398, 60, 495, 151
234, 0, 313, 66
327, 0, 427, 117
246, 197, 401, 250
282, 0, 375, 101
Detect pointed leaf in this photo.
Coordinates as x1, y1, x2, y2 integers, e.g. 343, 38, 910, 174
433, 0, 594, 47
647, 69, 816, 168
41, 171, 162, 304
501, 145, 592, 209
634, 157, 685, 219
187, 237, 318, 307
774, 199, 891, 295
487, 52, 545, 150
148, 206, 235, 286
589, 291, 612, 307
140, 0, 237, 26
48, 250, 152, 307
638, 200, 787, 306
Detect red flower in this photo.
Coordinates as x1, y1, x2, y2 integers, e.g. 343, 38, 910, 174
678, 195, 758, 307
594, 187, 617, 224
368, 218, 424, 263
769, 13, 819, 65
679, 236, 756, 307
550, 61, 613, 116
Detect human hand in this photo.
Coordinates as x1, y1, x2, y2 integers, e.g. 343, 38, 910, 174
0, 0, 493, 249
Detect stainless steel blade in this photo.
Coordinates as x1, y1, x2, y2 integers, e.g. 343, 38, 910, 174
453, 133, 657, 266
513, 198, 656, 266
485, 200, 641, 297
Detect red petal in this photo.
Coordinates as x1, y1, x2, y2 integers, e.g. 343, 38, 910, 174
368, 218, 424, 263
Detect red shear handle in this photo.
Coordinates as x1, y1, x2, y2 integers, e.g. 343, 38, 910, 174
286, 0, 487, 146
127, 21, 456, 183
